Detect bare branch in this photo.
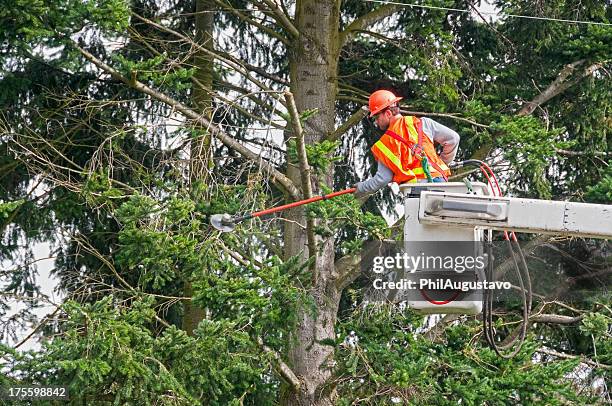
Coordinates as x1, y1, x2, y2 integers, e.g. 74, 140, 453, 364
347, 29, 410, 52
401, 109, 491, 129
471, 59, 606, 161
337, 95, 369, 104
333, 95, 490, 129
517, 60, 596, 116
328, 106, 369, 142
132, 16, 287, 87
216, 49, 289, 86
213, 0, 291, 46
334, 253, 362, 290
255, 0, 299, 38
568, 268, 612, 283
73, 42, 300, 199
284, 91, 317, 265
339, 4, 403, 49
202, 79, 286, 130
538, 347, 611, 370
495, 235, 553, 281
554, 148, 609, 158
257, 336, 302, 390
339, 82, 370, 99
467, 1, 515, 51
13, 306, 61, 350
216, 80, 286, 115
133, 13, 281, 94
530, 313, 585, 324
284, 91, 313, 199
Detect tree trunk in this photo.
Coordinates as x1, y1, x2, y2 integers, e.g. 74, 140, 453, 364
282, 0, 342, 404
183, 0, 214, 335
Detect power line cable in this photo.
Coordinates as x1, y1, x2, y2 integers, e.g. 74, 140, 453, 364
363, 0, 612, 27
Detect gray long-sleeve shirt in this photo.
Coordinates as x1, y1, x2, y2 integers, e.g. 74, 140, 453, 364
357, 117, 459, 195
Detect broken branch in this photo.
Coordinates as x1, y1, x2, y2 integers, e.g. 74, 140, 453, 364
284, 91, 317, 265
257, 336, 302, 390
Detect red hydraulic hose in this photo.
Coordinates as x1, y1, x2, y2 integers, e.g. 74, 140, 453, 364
477, 163, 517, 241
479, 161, 502, 196
423, 161, 510, 307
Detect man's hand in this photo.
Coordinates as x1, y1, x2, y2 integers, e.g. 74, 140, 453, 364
353, 183, 370, 200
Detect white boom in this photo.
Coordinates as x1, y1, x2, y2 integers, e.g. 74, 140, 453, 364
401, 182, 612, 239
419, 191, 612, 239
397, 182, 611, 315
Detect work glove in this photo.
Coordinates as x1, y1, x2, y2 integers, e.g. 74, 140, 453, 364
353, 183, 371, 200
448, 161, 461, 169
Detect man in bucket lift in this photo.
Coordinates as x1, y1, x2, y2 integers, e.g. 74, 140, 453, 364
354, 90, 460, 199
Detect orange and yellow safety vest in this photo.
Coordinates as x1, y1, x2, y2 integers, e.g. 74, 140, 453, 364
371, 116, 451, 184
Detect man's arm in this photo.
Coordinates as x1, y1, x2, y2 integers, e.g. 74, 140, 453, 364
421, 117, 459, 163
355, 160, 394, 197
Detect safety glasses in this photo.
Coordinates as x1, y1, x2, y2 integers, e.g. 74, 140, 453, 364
369, 115, 378, 124
370, 108, 387, 123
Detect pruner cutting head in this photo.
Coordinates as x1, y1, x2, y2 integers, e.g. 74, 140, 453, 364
210, 213, 236, 232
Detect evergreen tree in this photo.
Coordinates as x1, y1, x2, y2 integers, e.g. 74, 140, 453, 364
1, 0, 610, 404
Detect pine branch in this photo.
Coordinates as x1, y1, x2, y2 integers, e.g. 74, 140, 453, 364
424, 314, 461, 342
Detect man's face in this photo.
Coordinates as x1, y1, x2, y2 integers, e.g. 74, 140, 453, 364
372, 108, 392, 130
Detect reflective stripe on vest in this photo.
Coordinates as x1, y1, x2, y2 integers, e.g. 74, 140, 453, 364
380, 133, 448, 178
405, 118, 420, 144
373, 140, 418, 179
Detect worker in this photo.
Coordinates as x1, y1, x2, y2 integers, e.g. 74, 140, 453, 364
354, 90, 459, 199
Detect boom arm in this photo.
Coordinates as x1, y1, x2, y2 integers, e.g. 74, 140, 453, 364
418, 191, 612, 239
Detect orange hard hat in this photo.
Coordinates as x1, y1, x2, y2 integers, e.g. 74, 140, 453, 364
368, 90, 403, 117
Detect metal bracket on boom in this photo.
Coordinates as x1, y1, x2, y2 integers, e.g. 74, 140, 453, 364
425, 195, 509, 220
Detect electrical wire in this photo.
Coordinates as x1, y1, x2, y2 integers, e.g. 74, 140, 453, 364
363, 0, 612, 27
451, 159, 532, 358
